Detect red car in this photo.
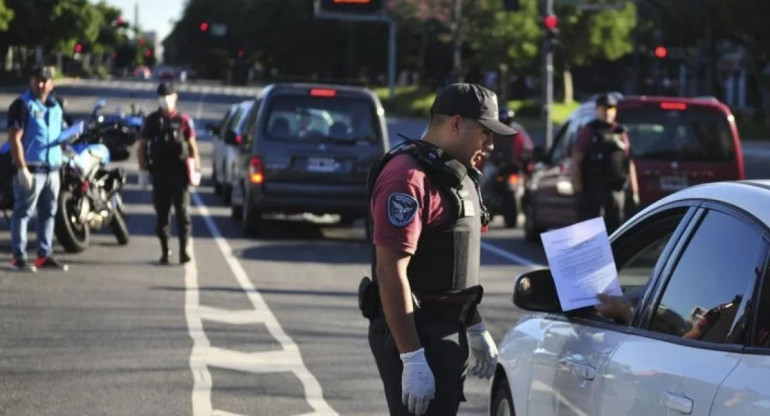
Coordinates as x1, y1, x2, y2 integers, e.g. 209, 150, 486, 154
523, 95, 744, 241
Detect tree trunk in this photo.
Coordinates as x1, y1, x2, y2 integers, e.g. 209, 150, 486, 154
563, 67, 574, 105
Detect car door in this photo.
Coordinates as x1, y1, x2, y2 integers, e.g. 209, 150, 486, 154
527, 204, 695, 416
597, 204, 767, 416
710, 250, 770, 416
533, 121, 578, 228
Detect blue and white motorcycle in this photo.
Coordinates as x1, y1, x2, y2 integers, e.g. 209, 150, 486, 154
0, 121, 130, 252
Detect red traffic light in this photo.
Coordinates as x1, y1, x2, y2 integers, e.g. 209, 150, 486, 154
74, 43, 83, 53
544, 14, 558, 30
116, 16, 124, 25
654, 46, 668, 59
200, 21, 209, 32
144, 49, 153, 58
237, 49, 245, 59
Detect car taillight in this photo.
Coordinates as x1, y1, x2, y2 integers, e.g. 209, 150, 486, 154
249, 157, 264, 184
508, 173, 520, 187
236, 135, 242, 144
661, 102, 687, 111
310, 88, 337, 97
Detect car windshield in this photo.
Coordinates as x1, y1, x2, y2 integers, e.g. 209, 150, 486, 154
619, 106, 735, 161
264, 95, 380, 143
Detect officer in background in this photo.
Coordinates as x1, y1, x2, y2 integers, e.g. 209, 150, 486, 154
137, 82, 200, 264
365, 84, 512, 415
6, 66, 69, 272
572, 93, 639, 233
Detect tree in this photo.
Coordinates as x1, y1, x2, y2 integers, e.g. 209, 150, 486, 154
555, 0, 636, 103
0, 0, 13, 32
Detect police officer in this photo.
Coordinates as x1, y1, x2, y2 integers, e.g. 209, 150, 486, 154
572, 93, 639, 233
366, 83, 513, 415
6, 66, 68, 272
137, 82, 200, 264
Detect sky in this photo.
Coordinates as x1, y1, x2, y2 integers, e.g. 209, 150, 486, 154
96, 0, 186, 42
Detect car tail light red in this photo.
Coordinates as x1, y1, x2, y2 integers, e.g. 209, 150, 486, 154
508, 173, 520, 187
661, 102, 687, 111
236, 134, 242, 144
310, 88, 337, 97
249, 157, 264, 184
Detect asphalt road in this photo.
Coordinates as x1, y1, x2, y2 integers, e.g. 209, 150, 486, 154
1, 79, 769, 416
0, 79, 543, 416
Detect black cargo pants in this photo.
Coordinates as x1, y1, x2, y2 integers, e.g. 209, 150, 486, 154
369, 313, 469, 416
151, 174, 190, 250
578, 183, 626, 233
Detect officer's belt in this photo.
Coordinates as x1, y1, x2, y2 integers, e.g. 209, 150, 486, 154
415, 286, 483, 325
27, 164, 56, 173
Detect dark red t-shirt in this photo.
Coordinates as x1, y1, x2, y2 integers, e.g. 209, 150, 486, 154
370, 154, 449, 255
574, 121, 630, 156
141, 110, 196, 141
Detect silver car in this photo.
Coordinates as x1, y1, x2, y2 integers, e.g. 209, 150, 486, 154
492, 180, 770, 416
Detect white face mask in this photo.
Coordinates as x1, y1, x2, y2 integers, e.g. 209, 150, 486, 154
158, 95, 176, 112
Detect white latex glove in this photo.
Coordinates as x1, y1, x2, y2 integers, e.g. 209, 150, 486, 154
467, 321, 498, 379
400, 348, 435, 416
137, 170, 150, 190
17, 167, 33, 190
632, 192, 640, 207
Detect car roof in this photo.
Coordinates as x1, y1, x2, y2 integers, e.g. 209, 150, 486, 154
639, 180, 770, 227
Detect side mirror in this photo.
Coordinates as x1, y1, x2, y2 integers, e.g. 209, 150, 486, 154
513, 268, 562, 313
224, 130, 240, 146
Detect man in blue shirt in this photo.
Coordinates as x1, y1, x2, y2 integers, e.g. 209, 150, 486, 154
6, 66, 68, 272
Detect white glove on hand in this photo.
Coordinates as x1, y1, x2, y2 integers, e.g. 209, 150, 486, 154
400, 348, 435, 416
467, 321, 498, 379
137, 170, 150, 190
17, 167, 33, 190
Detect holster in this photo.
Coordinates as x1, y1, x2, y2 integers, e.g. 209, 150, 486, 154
358, 276, 381, 320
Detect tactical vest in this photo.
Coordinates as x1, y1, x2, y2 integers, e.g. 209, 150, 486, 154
367, 140, 490, 298
582, 119, 629, 189
19, 91, 63, 168
146, 111, 189, 174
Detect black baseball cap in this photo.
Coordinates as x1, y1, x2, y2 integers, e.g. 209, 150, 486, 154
595, 93, 618, 108
431, 83, 518, 136
31, 66, 54, 80
157, 82, 176, 96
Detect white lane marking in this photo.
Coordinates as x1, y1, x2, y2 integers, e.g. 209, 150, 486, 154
190, 192, 339, 415
480, 241, 542, 267
195, 91, 206, 121
184, 252, 215, 416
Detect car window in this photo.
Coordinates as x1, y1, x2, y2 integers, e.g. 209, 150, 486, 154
550, 121, 570, 162
264, 95, 380, 143
649, 210, 765, 345
225, 108, 243, 133
619, 106, 735, 161
217, 110, 232, 140
753, 260, 770, 348
241, 99, 261, 147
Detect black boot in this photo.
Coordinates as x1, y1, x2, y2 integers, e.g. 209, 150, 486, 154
159, 237, 171, 265
179, 238, 191, 264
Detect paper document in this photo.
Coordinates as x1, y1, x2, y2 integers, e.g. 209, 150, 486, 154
56, 121, 85, 144
540, 217, 622, 311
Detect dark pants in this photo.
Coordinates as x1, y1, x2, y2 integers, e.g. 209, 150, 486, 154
578, 184, 626, 233
369, 314, 468, 416
152, 175, 190, 252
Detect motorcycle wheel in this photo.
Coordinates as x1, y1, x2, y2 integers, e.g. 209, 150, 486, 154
110, 210, 130, 245
55, 189, 90, 252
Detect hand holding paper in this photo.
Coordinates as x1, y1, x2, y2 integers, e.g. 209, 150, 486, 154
540, 217, 622, 311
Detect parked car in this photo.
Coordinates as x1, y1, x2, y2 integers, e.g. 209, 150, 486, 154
523, 95, 744, 242
210, 100, 254, 203
229, 83, 389, 235
492, 180, 770, 416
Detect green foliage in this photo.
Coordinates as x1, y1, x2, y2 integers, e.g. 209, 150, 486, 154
0, 0, 13, 32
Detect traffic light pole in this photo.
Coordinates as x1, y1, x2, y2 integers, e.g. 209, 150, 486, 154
543, 0, 554, 150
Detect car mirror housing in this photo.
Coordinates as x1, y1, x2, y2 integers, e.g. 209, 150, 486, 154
513, 268, 562, 313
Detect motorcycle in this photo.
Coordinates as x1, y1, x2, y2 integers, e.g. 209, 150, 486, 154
87, 98, 143, 161
54, 121, 130, 252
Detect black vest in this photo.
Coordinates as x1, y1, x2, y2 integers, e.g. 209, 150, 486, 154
581, 119, 629, 189
146, 111, 189, 175
368, 140, 490, 297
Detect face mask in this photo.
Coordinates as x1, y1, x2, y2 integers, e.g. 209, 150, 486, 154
158, 96, 175, 112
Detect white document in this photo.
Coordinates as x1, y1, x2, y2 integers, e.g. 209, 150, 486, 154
540, 217, 622, 311
57, 120, 85, 144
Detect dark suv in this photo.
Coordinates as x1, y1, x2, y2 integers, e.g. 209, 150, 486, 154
230, 83, 389, 234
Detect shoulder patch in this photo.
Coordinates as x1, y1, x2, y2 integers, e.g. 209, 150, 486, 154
387, 192, 419, 227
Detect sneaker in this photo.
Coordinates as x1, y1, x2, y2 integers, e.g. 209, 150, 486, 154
10, 258, 37, 272
35, 257, 69, 271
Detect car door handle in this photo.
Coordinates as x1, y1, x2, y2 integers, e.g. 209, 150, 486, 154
662, 392, 693, 414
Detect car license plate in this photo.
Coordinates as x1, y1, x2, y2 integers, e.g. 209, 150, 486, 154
307, 157, 339, 172
660, 176, 688, 191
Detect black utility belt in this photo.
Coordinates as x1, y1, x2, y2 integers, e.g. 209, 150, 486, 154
27, 165, 58, 173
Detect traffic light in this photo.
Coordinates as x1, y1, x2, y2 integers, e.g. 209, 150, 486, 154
237, 48, 245, 59
503, 0, 520, 11
138, 37, 146, 46
543, 14, 559, 49
200, 21, 209, 32
654, 46, 668, 59
144, 48, 153, 58
74, 43, 83, 54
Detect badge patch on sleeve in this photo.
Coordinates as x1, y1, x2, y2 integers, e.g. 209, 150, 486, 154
387, 193, 419, 227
